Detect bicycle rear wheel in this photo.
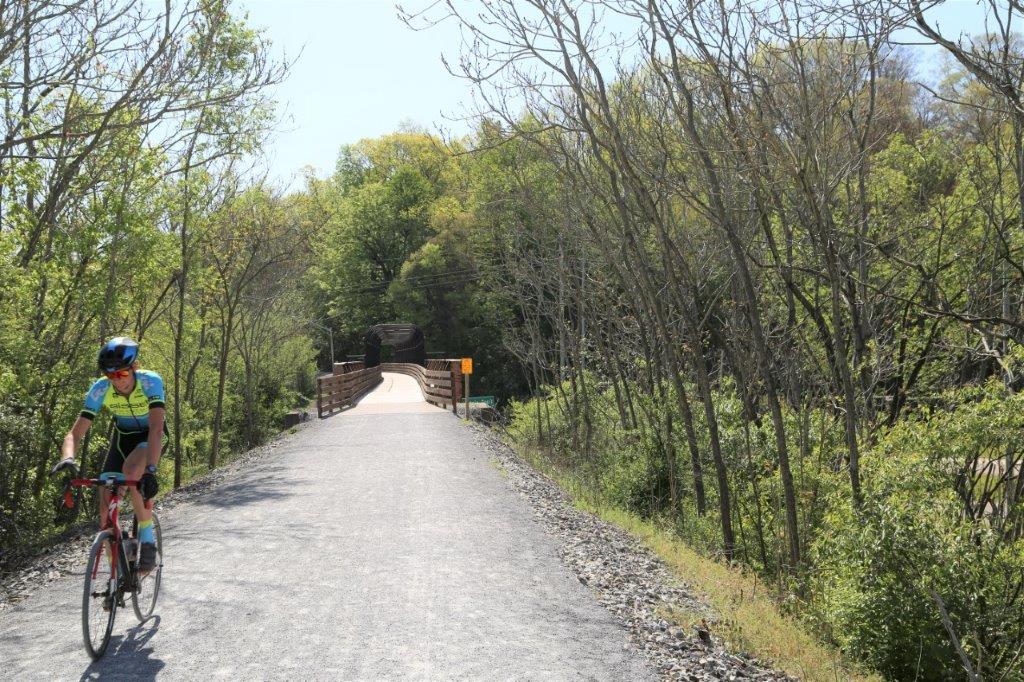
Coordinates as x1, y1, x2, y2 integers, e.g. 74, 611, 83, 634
82, 531, 117, 659
131, 511, 162, 622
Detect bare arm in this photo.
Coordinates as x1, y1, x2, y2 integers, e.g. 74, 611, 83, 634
146, 407, 165, 468
60, 416, 92, 463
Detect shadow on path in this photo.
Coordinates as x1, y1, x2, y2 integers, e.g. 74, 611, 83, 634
79, 615, 164, 681
192, 467, 295, 510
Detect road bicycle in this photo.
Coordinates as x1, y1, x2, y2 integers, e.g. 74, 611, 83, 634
60, 475, 163, 659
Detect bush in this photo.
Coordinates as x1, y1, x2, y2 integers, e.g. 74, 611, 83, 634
811, 384, 1024, 680
508, 374, 1024, 679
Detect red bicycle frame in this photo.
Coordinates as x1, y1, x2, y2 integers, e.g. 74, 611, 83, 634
68, 478, 151, 584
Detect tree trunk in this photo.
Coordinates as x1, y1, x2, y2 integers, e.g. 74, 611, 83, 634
210, 303, 234, 469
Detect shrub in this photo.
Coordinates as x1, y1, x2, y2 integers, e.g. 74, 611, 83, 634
811, 383, 1024, 680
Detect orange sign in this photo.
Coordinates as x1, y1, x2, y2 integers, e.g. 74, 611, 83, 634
461, 357, 473, 374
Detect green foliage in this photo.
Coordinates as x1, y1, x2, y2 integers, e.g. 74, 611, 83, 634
506, 375, 849, 568
506, 374, 1024, 678
310, 134, 444, 351
811, 383, 1024, 680
0, 1, 300, 567
303, 130, 526, 398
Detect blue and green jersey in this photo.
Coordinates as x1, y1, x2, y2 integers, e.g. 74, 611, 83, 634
80, 369, 166, 433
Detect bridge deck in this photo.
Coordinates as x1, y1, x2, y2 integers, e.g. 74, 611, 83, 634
344, 371, 448, 415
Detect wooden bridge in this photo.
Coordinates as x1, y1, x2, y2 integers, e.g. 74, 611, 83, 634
315, 360, 465, 418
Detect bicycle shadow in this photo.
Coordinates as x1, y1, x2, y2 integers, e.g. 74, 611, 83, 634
78, 615, 164, 681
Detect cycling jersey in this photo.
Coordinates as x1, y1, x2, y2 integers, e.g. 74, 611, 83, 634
80, 369, 166, 433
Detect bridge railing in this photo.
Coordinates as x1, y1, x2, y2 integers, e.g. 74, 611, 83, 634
315, 359, 465, 417
382, 361, 462, 412
333, 361, 365, 374
316, 362, 383, 418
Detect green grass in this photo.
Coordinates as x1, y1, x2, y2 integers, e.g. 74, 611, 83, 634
511, 442, 879, 682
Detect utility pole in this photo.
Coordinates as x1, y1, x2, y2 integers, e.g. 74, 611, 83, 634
310, 320, 335, 369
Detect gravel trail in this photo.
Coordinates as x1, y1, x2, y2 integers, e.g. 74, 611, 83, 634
466, 425, 791, 681
0, 386, 654, 680
0, 373, 790, 680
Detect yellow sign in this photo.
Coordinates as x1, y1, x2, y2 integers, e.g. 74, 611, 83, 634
461, 357, 473, 374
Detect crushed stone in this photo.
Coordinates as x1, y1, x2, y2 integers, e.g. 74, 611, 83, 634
467, 422, 793, 681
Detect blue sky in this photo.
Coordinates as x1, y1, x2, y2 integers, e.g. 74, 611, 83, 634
237, 0, 993, 191
237, 0, 474, 191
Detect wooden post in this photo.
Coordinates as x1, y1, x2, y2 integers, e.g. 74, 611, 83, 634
464, 372, 470, 421
316, 377, 323, 419
451, 361, 462, 414
343, 372, 354, 407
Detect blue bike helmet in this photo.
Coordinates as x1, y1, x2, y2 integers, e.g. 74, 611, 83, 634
97, 337, 139, 373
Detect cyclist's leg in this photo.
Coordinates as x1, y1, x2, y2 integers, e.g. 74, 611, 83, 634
98, 488, 110, 530
122, 440, 151, 527
96, 434, 125, 608
122, 424, 168, 526
122, 433, 161, 573
98, 433, 127, 531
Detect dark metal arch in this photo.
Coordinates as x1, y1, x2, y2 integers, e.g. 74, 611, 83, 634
363, 323, 426, 367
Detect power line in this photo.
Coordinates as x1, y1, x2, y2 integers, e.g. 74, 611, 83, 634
325, 272, 500, 300
324, 265, 504, 297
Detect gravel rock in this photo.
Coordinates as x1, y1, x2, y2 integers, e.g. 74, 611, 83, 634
467, 422, 793, 682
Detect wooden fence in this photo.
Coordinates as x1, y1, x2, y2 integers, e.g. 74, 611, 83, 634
316, 362, 383, 417
382, 361, 462, 412
315, 359, 464, 418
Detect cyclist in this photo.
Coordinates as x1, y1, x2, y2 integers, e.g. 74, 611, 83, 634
51, 337, 167, 574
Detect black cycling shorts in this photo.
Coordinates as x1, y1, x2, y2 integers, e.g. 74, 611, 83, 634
101, 425, 169, 475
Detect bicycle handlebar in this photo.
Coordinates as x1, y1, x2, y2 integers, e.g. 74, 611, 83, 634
66, 478, 153, 510
71, 478, 142, 487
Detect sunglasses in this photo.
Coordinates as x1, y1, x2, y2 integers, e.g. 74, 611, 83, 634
104, 369, 132, 379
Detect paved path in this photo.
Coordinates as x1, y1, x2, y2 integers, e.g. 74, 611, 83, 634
0, 375, 654, 680
345, 372, 449, 415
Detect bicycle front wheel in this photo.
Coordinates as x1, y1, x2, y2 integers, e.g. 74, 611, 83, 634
132, 511, 162, 622
82, 531, 117, 659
